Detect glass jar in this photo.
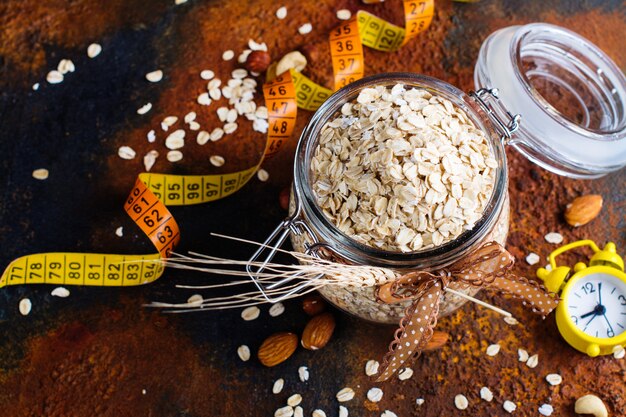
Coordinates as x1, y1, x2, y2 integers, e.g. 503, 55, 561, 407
475, 23, 626, 178
248, 23, 626, 324
284, 73, 511, 324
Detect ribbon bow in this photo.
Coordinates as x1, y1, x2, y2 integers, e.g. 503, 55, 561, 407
373, 241, 558, 382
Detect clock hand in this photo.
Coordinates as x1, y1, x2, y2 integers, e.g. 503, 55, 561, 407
602, 314, 614, 335
598, 283, 603, 306
582, 313, 598, 332
580, 309, 598, 319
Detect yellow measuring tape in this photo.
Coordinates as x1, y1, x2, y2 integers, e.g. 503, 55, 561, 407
0, 0, 434, 288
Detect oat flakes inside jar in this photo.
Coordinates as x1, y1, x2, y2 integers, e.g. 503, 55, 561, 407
287, 73, 512, 324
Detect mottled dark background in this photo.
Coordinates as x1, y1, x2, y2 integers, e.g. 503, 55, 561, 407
0, 0, 625, 416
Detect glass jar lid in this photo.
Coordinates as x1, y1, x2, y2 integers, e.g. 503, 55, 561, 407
475, 23, 626, 179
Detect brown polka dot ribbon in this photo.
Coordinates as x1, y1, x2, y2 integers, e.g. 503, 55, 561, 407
373, 241, 558, 382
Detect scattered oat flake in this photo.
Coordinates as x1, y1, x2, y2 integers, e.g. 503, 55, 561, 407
47, 70, 64, 84
365, 360, 379, 376
115, 226, 124, 237
336, 9, 351, 20
142, 389, 146, 395
545, 232, 564, 244
486, 343, 501, 356
57, 59, 75, 74
197, 131, 210, 145
167, 150, 183, 162
293, 407, 303, 417
526, 252, 540, 265
147, 129, 156, 143
269, 302, 284, 317
415, 398, 425, 406
272, 378, 284, 394
184, 111, 197, 123
248, 39, 268, 51
398, 367, 413, 380
32, 168, 49, 180
276, 6, 287, 19
162, 116, 178, 128
504, 316, 519, 325
339, 406, 348, 417
200, 70, 214, 80
118, 146, 136, 160
189, 121, 200, 131
146, 70, 163, 82
298, 366, 309, 382
613, 345, 625, 359
257, 169, 269, 182
274, 405, 294, 417
526, 354, 539, 368
87, 43, 102, 58
165, 130, 186, 150
237, 345, 251, 361
210, 127, 224, 142
367, 387, 383, 402
241, 306, 260, 321
336, 387, 355, 402
209, 87, 222, 100
480, 387, 493, 402
210, 155, 225, 167
222, 50, 235, 61
137, 103, 152, 114
518, 348, 529, 362
197, 93, 212, 106
32, 83, 40, 91
224, 122, 238, 134
312, 410, 326, 417
226, 108, 238, 123
232, 68, 248, 79
51, 287, 70, 298
545, 373, 562, 386
381, 411, 397, 417
175, 0, 188, 4
287, 394, 302, 407
298, 23, 312, 35
454, 394, 469, 410
187, 294, 203, 306
143, 150, 159, 171
19, 298, 32, 315
238, 49, 252, 64
503, 400, 517, 413
538, 404, 554, 416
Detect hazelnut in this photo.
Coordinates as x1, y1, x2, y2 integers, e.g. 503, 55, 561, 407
279, 187, 290, 210
245, 50, 271, 73
302, 295, 326, 316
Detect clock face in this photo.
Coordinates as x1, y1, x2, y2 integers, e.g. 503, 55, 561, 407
567, 272, 626, 339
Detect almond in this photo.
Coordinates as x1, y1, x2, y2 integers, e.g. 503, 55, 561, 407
302, 295, 326, 316
422, 331, 449, 351
565, 194, 603, 227
258, 332, 298, 367
301, 312, 335, 350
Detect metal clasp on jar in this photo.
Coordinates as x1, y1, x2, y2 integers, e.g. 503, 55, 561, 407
470, 88, 521, 144
246, 193, 331, 303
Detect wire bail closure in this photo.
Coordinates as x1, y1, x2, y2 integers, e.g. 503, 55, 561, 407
470, 88, 521, 144
246, 194, 328, 302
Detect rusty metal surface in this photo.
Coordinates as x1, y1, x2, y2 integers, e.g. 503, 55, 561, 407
0, 0, 625, 416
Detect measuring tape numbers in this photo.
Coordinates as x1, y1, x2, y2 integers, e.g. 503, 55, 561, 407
0, 73, 298, 289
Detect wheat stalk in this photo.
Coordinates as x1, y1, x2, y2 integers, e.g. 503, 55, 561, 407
144, 233, 513, 319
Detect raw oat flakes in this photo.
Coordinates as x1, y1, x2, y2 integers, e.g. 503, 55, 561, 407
311, 84, 496, 252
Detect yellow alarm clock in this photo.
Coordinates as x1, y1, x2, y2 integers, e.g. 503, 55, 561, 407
537, 240, 626, 357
